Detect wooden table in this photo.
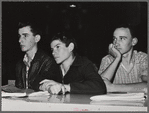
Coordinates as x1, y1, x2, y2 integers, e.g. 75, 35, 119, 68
1, 85, 147, 111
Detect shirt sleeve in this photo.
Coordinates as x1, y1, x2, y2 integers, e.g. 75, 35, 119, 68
70, 61, 107, 95
15, 61, 25, 89
139, 52, 148, 77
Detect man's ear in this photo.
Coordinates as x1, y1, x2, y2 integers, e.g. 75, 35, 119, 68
68, 43, 74, 52
35, 35, 41, 43
132, 37, 138, 46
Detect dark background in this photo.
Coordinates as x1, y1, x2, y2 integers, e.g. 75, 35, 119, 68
2, 2, 147, 85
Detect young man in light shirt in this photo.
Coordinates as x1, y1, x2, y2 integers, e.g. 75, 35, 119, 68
98, 24, 148, 93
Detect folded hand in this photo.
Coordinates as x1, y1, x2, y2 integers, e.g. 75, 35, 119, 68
48, 84, 63, 95
109, 43, 121, 59
39, 79, 59, 91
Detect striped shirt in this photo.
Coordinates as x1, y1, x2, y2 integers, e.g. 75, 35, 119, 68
98, 50, 148, 84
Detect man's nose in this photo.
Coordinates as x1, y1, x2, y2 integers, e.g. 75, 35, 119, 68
113, 39, 119, 47
52, 51, 55, 55
19, 38, 23, 44
19, 37, 23, 43
52, 50, 56, 56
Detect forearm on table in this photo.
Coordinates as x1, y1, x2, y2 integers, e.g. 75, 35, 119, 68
110, 82, 147, 92
101, 58, 121, 81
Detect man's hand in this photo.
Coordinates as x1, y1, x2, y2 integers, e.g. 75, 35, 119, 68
109, 43, 121, 60
40, 79, 58, 85
39, 79, 70, 94
39, 79, 59, 91
48, 84, 62, 94
48, 84, 70, 95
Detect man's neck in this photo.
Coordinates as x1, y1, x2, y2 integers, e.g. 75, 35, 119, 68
26, 46, 38, 62
122, 48, 133, 64
61, 55, 75, 75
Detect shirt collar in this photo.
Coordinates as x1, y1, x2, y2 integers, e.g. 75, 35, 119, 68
23, 52, 36, 67
120, 50, 136, 66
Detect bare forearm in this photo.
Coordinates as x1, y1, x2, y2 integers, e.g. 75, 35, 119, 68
101, 58, 121, 80
110, 82, 147, 92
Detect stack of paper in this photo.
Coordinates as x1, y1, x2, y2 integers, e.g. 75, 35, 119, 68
28, 91, 50, 97
27, 91, 50, 102
2, 91, 27, 97
90, 100, 145, 106
90, 93, 146, 106
90, 93, 145, 101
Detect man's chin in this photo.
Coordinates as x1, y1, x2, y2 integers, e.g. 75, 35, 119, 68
56, 61, 61, 64
21, 48, 27, 52
55, 60, 62, 64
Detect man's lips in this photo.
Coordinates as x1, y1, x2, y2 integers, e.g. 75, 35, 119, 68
20, 45, 25, 48
115, 46, 121, 50
54, 56, 59, 59
116, 48, 121, 50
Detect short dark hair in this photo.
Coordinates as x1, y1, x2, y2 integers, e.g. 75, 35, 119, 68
51, 32, 78, 55
115, 24, 136, 38
18, 21, 42, 36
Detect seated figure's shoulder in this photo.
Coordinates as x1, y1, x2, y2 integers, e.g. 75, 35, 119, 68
35, 49, 56, 66
134, 50, 148, 60
38, 49, 52, 59
133, 50, 148, 64
76, 56, 94, 67
78, 56, 91, 63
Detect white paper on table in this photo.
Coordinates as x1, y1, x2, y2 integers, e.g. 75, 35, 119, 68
90, 93, 145, 101
28, 91, 50, 97
90, 100, 145, 106
2, 91, 27, 97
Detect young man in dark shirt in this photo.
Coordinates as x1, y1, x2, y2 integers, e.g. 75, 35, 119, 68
40, 32, 106, 95
15, 21, 59, 91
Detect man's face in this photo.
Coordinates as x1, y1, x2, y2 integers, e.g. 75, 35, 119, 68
113, 28, 133, 54
18, 26, 37, 52
51, 40, 71, 64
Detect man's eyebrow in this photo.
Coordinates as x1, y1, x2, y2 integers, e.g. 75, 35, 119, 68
22, 33, 29, 35
54, 43, 61, 47
120, 36, 127, 38
51, 43, 61, 49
